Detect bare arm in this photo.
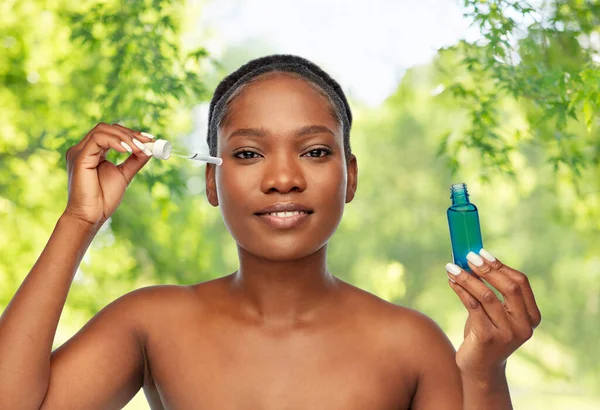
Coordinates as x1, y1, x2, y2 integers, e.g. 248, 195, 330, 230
39, 287, 149, 410
0, 123, 153, 409
407, 311, 463, 410
407, 312, 512, 409
461, 366, 511, 410
0, 215, 99, 408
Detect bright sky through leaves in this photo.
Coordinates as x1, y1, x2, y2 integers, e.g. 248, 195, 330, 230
196, 0, 479, 106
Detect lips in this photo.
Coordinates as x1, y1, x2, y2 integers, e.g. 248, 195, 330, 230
254, 202, 313, 229
254, 202, 313, 216
255, 212, 312, 229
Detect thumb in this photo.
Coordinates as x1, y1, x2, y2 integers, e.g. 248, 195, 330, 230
118, 152, 152, 183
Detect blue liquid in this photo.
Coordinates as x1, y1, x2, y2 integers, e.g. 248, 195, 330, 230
447, 185, 483, 272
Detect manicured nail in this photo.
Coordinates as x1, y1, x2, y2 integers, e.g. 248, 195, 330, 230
120, 141, 133, 152
132, 138, 145, 150
467, 251, 484, 266
132, 138, 153, 156
446, 263, 462, 275
447, 274, 456, 283
479, 248, 496, 262
141, 132, 155, 139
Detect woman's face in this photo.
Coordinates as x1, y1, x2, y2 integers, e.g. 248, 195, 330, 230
205, 73, 357, 261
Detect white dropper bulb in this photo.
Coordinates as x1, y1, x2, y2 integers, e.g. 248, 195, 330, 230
144, 139, 172, 160
143, 139, 222, 165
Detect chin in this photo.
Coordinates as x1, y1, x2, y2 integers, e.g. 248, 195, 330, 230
233, 229, 331, 262
237, 236, 329, 262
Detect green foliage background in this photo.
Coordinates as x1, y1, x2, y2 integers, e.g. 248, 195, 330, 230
1, 0, 598, 408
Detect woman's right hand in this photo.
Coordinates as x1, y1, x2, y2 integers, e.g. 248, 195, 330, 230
63, 123, 155, 227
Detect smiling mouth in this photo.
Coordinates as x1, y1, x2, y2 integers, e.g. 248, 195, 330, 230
255, 211, 313, 217
254, 211, 313, 229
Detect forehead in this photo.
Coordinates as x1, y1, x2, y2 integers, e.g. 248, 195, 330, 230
219, 73, 342, 140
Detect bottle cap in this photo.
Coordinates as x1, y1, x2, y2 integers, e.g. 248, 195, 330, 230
145, 139, 172, 160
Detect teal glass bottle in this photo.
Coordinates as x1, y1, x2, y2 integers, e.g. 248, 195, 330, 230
446, 183, 483, 272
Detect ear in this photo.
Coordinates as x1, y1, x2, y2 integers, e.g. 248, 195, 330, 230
345, 153, 358, 203
205, 163, 219, 207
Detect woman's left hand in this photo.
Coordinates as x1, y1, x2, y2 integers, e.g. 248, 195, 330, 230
445, 249, 542, 381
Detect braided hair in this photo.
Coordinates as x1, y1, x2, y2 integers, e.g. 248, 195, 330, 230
206, 54, 353, 160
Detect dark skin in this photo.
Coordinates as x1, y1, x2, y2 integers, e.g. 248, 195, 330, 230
140, 73, 461, 409
6, 73, 540, 410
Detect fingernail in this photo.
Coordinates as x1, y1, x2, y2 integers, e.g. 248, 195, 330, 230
447, 274, 456, 283
467, 251, 484, 266
132, 138, 146, 150
141, 132, 155, 139
446, 263, 462, 276
120, 141, 133, 152
479, 248, 496, 262
143, 148, 153, 156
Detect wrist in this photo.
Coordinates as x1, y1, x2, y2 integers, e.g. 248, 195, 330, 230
59, 211, 103, 233
460, 363, 507, 391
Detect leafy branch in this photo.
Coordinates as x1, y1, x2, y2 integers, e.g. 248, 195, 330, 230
437, 0, 600, 189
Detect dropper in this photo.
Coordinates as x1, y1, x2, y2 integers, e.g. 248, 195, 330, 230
143, 139, 223, 166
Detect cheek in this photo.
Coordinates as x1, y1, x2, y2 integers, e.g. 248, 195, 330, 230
214, 169, 254, 236
309, 164, 348, 206
215, 167, 254, 209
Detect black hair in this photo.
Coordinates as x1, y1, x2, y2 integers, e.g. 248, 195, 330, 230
206, 54, 353, 160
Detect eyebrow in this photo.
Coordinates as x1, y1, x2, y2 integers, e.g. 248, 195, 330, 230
226, 125, 336, 141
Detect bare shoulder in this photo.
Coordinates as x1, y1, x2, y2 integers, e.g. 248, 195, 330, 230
339, 278, 447, 331
118, 280, 224, 327
116, 284, 198, 316
121, 276, 228, 308
339, 279, 458, 366
339, 280, 462, 408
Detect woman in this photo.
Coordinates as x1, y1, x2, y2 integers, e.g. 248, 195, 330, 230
0, 54, 541, 409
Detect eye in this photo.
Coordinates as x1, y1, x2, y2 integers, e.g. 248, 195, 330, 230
233, 150, 262, 160
303, 148, 333, 158
232, 148, 333, 160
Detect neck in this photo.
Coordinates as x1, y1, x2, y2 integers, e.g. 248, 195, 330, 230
229, 244, 339, 328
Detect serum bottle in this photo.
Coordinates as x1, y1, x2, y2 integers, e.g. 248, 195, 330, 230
446, 183, 483, 272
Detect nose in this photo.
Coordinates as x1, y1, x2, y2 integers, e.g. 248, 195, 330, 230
260, 151, 307, 194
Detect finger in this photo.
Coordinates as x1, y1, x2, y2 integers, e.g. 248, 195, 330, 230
508, 271, 542, 329
467, 251, 532, 328
117, 150, 152, 183
77, 132, 133, 168
105, 124, 153, 157
78, 123, 151, 158
110, 124, 155, 157
446, 275, 495, 334
111, 123, 156, 142
68, 122, 112, 156
478, 249, 542, 328
73, 123, 154, 162
82, 122, 111, 144
446, 262, 511, 330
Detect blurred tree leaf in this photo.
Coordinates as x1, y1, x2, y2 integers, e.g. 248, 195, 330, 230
0, 0, 217, 313
438, 0, 600, 196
